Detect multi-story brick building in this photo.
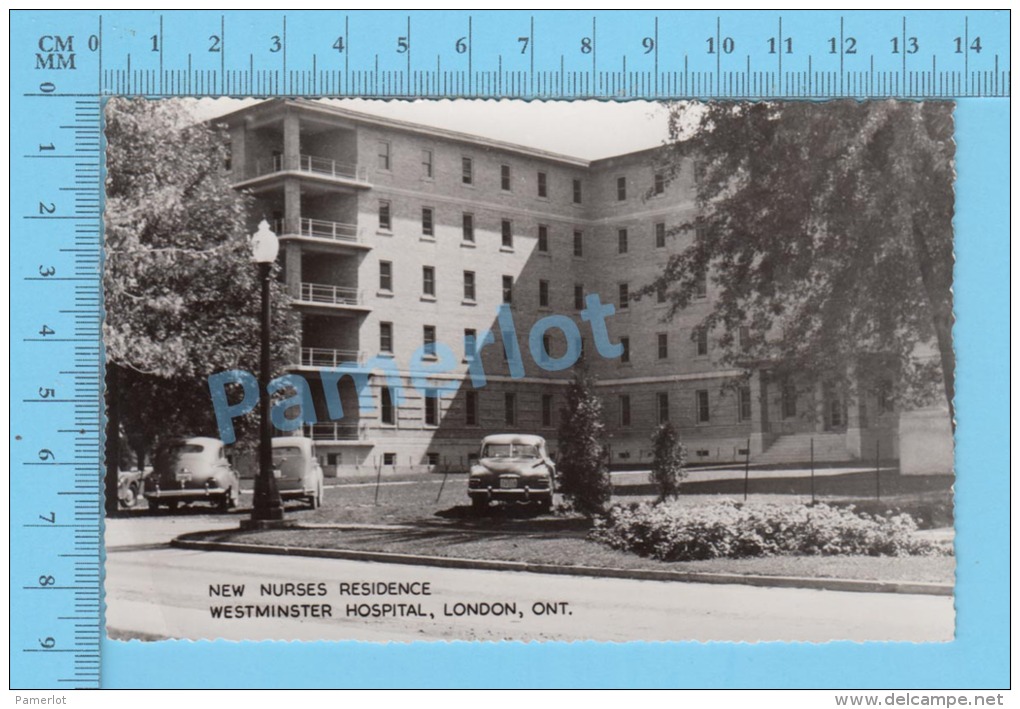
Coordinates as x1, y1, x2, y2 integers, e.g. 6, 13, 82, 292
216, 99, 948, 475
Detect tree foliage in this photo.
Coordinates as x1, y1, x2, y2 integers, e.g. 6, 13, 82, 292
649, 422, 687, 501
643, 101, 955, 421
556, 368, 613, 516
104, 98, 299, 467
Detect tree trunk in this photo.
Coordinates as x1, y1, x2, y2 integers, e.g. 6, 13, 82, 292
104, 363, 121, 516
911, 221, 956, 430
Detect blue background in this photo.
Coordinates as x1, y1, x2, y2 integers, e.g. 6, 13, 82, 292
9, 10, 1009, 688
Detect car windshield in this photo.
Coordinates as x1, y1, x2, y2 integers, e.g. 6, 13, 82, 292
482, 443, 540, 459
272, 446, 303, 465
168, 444, 204, 457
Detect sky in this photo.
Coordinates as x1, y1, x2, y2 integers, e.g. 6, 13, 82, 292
190, 97, 674, 160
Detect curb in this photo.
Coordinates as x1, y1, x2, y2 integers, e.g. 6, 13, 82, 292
171, 534, 953, 597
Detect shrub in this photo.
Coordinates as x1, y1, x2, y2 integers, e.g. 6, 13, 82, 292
556, 368, 612, 517
649, 423, 687, 501
590, 499, 949, 561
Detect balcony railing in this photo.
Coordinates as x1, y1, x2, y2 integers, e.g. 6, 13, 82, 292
298, 282, 361, 307
254, 154, 368, 182
300, 347, 360, 368
304, 422, 361, 441
273, 218, 360, 244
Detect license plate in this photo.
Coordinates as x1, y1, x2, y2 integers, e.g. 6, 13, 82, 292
175, 473, 191, 482
273, 468, 282, 478
499, 477, 517, 489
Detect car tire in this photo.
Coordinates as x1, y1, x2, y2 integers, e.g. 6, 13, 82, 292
166, 501, 179, 512
120, 484, 138, 509
309, 480, 323, 510
535, 496, 553, 514
471, 497, 489, 515
147, 499, 160, 512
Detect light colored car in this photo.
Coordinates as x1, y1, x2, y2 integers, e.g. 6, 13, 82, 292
467, 434, 556, 512
273, 437, 324, 509
144, 437, 240, 511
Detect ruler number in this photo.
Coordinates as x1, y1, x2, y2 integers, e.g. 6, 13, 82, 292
39, 575, 55, 586
270, 35, 282, 53
332, 36, 345, 53
39, 512, 55, 524
455, 37, 467, 54
891, 36, 919, 54
39, 265, 56, 277
150, 34, 159, 52
38, 325, 55, 337
642, 37, 654, 54
829, 37, 857, 54
208, 35, 221, 52
38, 202, 55, 215
88, 34, 100, 52
768, 37, 793, 54
396, 36, 408, 54
707, 37, 734, 54
39, 637, 56, 649
38, 448, 55, 460
38, 387, 55, 398
580, 37, 592, 54
954, 36, 981, 54
517, 36, 529, 54
38, 143, 55, 152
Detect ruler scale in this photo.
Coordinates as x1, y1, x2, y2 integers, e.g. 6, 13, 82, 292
8, 9, 1010, 690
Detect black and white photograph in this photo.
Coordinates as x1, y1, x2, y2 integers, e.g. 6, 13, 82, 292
102, 97, 956, 644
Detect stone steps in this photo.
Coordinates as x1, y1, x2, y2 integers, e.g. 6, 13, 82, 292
755, 432, 853, 464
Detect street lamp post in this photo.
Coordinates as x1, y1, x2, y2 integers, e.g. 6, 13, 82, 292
249, 219, 284, 524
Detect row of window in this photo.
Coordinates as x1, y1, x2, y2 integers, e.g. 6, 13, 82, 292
626, 388, 750, 427
377, 142, 586, 203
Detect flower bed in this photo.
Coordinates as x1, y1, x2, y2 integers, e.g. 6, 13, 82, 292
590, 500, 950, 561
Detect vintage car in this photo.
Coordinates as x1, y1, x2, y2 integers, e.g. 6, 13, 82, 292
144, 437, 240, 512
117, 469, 145, 508
272, 436, 324, 509
467, 434, 556, 511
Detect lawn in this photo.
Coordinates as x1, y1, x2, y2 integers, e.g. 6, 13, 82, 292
190, 472, 955, 586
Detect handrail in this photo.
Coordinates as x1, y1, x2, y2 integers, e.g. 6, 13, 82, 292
298, 282, 360, 306
300, 347, 360, 367
303, 422, 361, 441
253, 153, 368, 182
273, 217, 360, 243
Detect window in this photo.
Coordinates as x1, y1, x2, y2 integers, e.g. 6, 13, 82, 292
424, 390, 439, 426
462, 213, 475, 242
657, 333, 668, 360
379, 322, 393, 353
541, 333, 552, 362
541, 394, 553, 427
656, 286, 667, 304
738, 326, 751, 350
537, 224, 549, 253
422, 207, 434, 237
618, 228, 628, 254
462, 156, 473, 184
537, 171, 547, 198
657, 392, 670, 424
463, 271, 476, 301
619, 283, 629, 310
782, 381, 797, 418
620, 336, 630, 364
655, 222, 666, 248
696, 327, 709, 356
426, 452, 440, 467
465, 390, 478, 425
423, 325, 437, 356
620, 395, 632, 427
539, 280, 550, 308
574, 284, 585, 310
696, 390, 711, 423
572, 178, 582, 204
738, 386, 752, 422
377, 141, 391, 171
617, 176, 627, 200
878, 379, 895, 413
464, 328, 477, 360
695, 270, 708, 299
693, 159, 705, 185
223, 142, 232, 172
573, 230, 584, 257
383, 452, 397, 466
380, 386, 395, 425
378, 200, 391, 231
379, 261, 393, 292
501, 219, 513, 248
500, 164, 512, 191
422, 266, 436, 297
504, 393, 517, 426
695, 223, 709, 242
502, 275, 513, 304
654, 172, 665, 195
421, 149, 433, 178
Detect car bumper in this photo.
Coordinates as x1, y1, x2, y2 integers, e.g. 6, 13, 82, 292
468, 488, 551, 501
144, 486, 229, 502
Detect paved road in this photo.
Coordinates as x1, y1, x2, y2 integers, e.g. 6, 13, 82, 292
105, 514, 954, 643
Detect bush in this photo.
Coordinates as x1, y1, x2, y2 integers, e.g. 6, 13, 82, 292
649, 423, 687, 501
590, 499, 949, 561
557, 369, 612, 516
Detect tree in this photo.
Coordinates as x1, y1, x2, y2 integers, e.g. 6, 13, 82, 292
643, 101, 955, 425
649, 422, 687, 501
556, 368, 612, 516
103, 98, 299, 513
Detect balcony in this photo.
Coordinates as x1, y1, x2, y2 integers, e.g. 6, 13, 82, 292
304, 422, 367, 443
294, 282, 371, 315
273, 218, 370, 252
235, 153, 370, 191
298, 347, 362, 368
